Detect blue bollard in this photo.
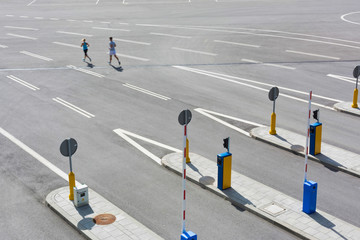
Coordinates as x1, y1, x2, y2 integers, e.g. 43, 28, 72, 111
302, 180, 317, 214
181, 231, 197, 240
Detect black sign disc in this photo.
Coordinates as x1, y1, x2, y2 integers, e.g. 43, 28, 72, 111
178, 109, 192, 125
60, 138, 78, 157
268, 87, 279, 101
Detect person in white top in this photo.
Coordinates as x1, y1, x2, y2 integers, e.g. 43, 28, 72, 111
108, 37, 121, 65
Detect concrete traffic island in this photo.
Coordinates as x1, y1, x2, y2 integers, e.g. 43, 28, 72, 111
162, 152, 360, 240
334, 102, 360, 117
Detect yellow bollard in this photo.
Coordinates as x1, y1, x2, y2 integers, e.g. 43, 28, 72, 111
186, 138, 190, 163
69, 171, 76, 200
352, 88, 358, 108
269, 112, 277, 135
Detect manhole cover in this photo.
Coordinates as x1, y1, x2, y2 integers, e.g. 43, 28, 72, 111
93, 214, 116, 225
260, 202, 286, 217
291, 145, 304, 152
199, 176, 215, 185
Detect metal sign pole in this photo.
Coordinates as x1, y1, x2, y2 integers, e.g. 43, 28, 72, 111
304, 91, 312, 182
182, 113, 187, 234
68, 139, 73, 172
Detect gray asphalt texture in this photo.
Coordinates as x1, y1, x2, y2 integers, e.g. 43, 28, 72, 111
1, 0, 360, 239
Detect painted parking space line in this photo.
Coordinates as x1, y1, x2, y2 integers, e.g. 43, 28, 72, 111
20, 51, 53, 61
113, 128, 181, 165
149, 32, 192, 39
0, 127, 80, 185
117, 53, 149, 62
172, 47, 217, 56
0, 44, 8, 48
285, 50, 340, 60
327, 74, 356, 84
6, 75, 40, 91
114, 38, 151, 45
242, 58, 296, 70
52, 97, 95, 118
56, 31, 93, 37
92, 27, 130, 32
67, 65, 105, 78
173, 65, 339, 110
195, 108, 264, 137
7, 33, 37, 40
53, 42, 80, 48
123, 83, 171, 100
214, 40, 260, 48
5, 26, 39, 30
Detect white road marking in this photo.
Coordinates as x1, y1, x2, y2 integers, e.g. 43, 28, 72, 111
56, 31, 93, 37
83, 20, 93, 23
67, 65, 105, 78
20, 16, 29, 18
0, 127, 81, 185
5, 26, 39, 30
20, 51, 53, 61
96, 0, 100, 4
341, 12, 360, 25
6, 75, 40, 91
173, 66, 338, 110
53, 42, 80, 48
214, 40, 260, 48
114, 38, 151, 45
100, 21, 110, 24
285, 50, 340, 60
34, 17, 44, 20
52, 97, 95, 118
194, 108, 264, 137
149, 32, 191, 39
50, 18, 59, 21
123, 83, 171, 100
117, 53, 149, 62
172, 47, 217, 56
27, 0, 37, 6
241, 58, 296, 70
118, 22, 129, 25
327, 74, 356, 84
92, 27, 130, 32
113, 128, 181, 165
7, 33, 37, 40
0, 44, 8, 48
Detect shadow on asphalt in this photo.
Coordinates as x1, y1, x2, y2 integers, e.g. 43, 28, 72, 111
111, 65, 123, 72
309, 212, 348, 240
223, 187, 256, 208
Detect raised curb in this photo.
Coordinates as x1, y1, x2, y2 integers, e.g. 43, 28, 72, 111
334, 102, 360, 117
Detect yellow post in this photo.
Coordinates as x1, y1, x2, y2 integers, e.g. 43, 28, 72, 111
352, 88, 358, 108
269, 112, 277, 135
69, 171, 75, 200
186, 138, 190, 163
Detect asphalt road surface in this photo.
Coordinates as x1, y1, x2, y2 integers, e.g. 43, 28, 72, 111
1, 0, 360, 239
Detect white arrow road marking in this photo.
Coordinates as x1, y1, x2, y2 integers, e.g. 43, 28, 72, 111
173, 65, 339, 110
0, 127, 81, 185
113, 128, 181, 165
194, 108, 265, 137
327, 74, 356, 84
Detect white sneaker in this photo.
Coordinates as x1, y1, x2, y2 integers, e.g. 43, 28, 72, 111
82, 58, 85, 62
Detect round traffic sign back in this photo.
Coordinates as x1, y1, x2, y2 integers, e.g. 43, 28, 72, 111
60, 138, 78, 157
268, 87, 279, 101
178, 109, 192, 125
353, 65, 360, 78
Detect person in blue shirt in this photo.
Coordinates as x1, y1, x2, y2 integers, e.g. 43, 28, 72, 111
108, 37, 121, 65
81, 38, 91, 62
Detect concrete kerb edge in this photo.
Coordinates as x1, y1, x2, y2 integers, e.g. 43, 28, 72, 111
333, 103, 360, 117
161, 160, 315, 240
249, 131, 360, 179
45, 187, 96, 240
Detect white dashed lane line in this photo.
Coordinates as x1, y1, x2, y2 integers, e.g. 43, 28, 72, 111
7, 33, 37, 40
123, 83, 171, 100
285, 50, 341, 60
241, 58, 296, 70
52, 97, 95, 119
172, 47, 217, 56
56, 31, 93, 37
4, 26, 39, 31
117, 54, 150, 62
114, 38, 151, 46
0, 44, 8, 48
214, 40, 260, 48
67, 65, 105, 78
150, 32, 191, 39
92, 27, 130, 32
53, 42, 80, 48
6, 75, 40, 91
20, 51, 53, 61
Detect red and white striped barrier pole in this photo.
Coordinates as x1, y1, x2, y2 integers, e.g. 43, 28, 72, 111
182, 122, 187, 233
304, 91, 312, 182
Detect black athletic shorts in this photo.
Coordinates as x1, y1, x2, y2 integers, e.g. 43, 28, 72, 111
83, 49, 88, 54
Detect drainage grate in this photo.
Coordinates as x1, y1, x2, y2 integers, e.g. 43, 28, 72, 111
260, 202, 286, 217
93, 214, 116, 225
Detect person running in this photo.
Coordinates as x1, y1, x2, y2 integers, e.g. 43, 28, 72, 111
81, 38, 91, 62
108, 37, 120, 65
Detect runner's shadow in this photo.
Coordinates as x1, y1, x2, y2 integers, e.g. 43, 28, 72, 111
111, 65, 123, 72
86, 62, 94, 68
309, 212, 348, 240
